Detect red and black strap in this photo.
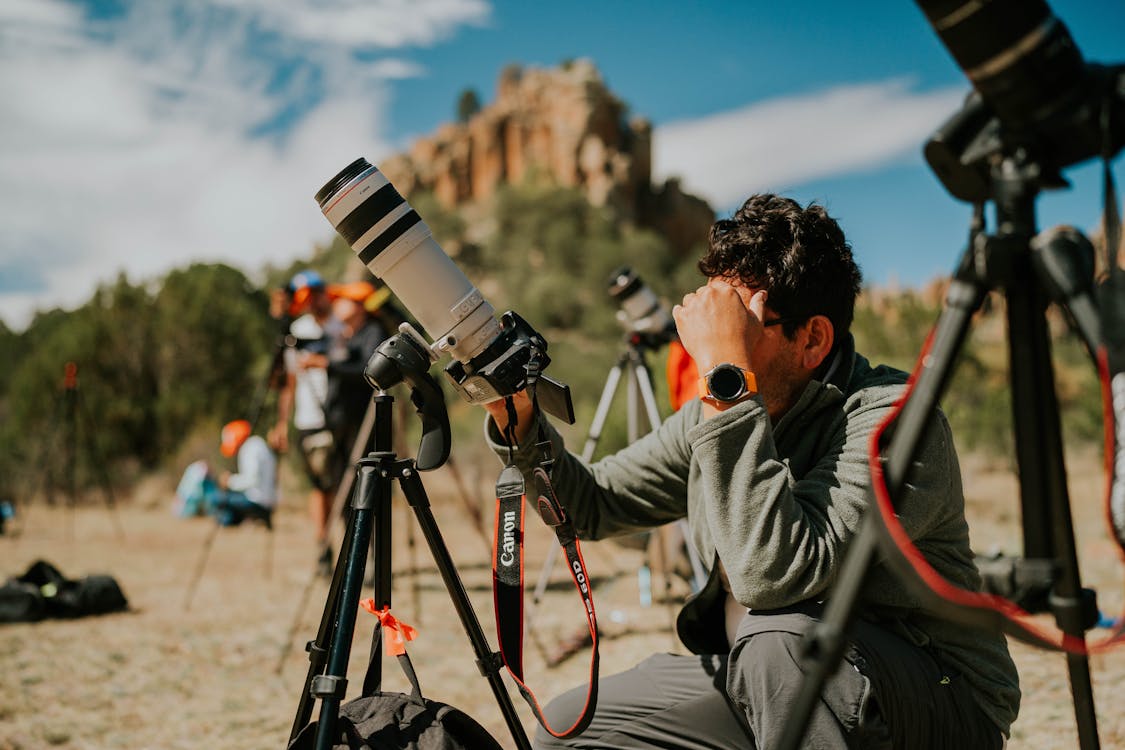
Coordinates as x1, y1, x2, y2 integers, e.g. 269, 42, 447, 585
492, 394, 599, 738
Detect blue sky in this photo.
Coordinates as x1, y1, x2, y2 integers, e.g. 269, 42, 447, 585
1, 0, 1122, 330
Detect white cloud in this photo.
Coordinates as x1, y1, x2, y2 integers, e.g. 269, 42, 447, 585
210, 0, 492, 48
652, 79, 967, 210
0, 0, 491, 331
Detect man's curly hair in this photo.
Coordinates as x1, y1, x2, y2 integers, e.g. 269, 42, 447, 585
699, 194, 863, 340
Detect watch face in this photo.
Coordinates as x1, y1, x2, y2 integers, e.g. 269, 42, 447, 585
708, 365, 746, 401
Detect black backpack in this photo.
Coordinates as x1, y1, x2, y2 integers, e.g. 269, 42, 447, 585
289, 651, 504, 750
0, 560, 128, 623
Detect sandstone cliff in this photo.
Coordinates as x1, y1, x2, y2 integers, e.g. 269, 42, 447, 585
381, 59, 714, 255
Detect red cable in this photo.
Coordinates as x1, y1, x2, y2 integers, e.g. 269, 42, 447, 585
867, 332, 1125, 653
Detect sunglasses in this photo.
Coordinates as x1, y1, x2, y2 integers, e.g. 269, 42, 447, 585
762, 316, 807, 328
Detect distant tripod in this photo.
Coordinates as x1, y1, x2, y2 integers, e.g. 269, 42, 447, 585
23, 362, 124, 540
247, 312, 292, 435
527, 336, 707, 643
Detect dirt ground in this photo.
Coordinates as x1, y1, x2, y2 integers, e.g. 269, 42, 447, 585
1, 449, 1123, 750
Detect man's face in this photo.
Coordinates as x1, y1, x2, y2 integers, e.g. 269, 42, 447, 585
712, 277, 811, 420
310, 288, 333, 317
332, 298, 364, 334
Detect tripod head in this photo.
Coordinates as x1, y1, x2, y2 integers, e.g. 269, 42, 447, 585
363, 333, 450, 471
917, 0, 1124, 204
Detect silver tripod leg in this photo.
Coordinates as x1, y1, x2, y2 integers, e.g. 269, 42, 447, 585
580, 362, 627, 464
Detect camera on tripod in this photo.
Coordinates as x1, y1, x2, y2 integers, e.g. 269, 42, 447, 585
314, 158, 574, 425
778, 4, 1125, 749
608, 266, 678, 349
919, 0, 1125, 202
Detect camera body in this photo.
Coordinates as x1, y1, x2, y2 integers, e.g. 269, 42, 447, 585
444, 311, 549, 403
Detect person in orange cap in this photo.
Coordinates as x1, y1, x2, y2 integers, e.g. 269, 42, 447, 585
269, 270, 345, 575
213, 419, 277, 526
322, 281, 391, 473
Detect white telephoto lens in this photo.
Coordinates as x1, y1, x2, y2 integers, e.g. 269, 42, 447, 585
315, 158, 500, 364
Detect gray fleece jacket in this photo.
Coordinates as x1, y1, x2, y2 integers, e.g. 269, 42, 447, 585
486, 341, 1020, 735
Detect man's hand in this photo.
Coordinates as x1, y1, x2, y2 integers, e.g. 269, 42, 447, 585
299, 352, 329, 370
267, 423, 289, 453
218, 471, 232, 490
672, 279, 765, 373
484, 390, 535, 446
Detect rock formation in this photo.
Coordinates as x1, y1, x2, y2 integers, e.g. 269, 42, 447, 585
380, 59, 714, 255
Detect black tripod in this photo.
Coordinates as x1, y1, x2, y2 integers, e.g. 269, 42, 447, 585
778, 152, 1107, 749
24, 362, 124, 540
248, 312, 292, 434
290, 335, 531, 750
274, 385, 492, 674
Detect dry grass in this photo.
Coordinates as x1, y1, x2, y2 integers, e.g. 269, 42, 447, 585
1, 450, 1123, 749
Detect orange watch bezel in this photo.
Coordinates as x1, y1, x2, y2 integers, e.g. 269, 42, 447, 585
698, 365, 757, 403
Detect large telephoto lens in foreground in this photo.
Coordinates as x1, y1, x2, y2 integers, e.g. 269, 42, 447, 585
315, 158, 501, 366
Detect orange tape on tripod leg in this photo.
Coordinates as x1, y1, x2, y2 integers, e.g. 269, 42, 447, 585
360, 600, 418, 656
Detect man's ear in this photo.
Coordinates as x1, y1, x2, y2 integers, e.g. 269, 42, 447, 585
801, 315, 835, 371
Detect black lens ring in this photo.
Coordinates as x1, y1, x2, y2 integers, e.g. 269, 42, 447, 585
315, 158, 372, 208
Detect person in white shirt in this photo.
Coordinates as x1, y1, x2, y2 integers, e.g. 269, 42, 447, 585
269, 270, 346, 574
214, 419, 277, 527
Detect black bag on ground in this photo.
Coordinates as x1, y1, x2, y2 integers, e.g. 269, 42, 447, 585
289, 651, 503, 750
0, 560, 128, 623
0, 579, 46, 623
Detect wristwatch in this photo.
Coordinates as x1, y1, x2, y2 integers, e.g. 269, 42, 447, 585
698, 363, 757, 405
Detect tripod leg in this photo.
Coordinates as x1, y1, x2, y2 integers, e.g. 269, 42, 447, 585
275, 567, 321, 676
76, 388, 126, 540
404, 502, 421, 624
275, 399, 377, 679
581, 360, 627, 462
183, 522, 222, 611
629, 359, 709, 591
398, 468, 532, 750
290, 468, 375, 741
442, 455, 492, 553
777, 274, 984, 750
629, 356, 662, 608
264, 523, 273, 579
307, 463, 385, 748
1007, 272, 1100, 747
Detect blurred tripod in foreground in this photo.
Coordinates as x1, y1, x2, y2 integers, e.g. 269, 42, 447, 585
780, 1, 1125, 748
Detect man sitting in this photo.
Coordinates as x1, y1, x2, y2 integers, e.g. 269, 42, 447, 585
214, 419, 278, 527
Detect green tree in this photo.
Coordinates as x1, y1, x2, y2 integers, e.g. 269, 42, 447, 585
0, 265, 274, 498
456, 88, 481, 124
2, 274, 159, 491
151, 263, 273, 457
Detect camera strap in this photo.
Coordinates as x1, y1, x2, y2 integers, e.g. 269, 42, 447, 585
492, 397, 599, 739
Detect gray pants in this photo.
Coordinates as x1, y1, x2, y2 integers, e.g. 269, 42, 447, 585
534, 612, 1003, 749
